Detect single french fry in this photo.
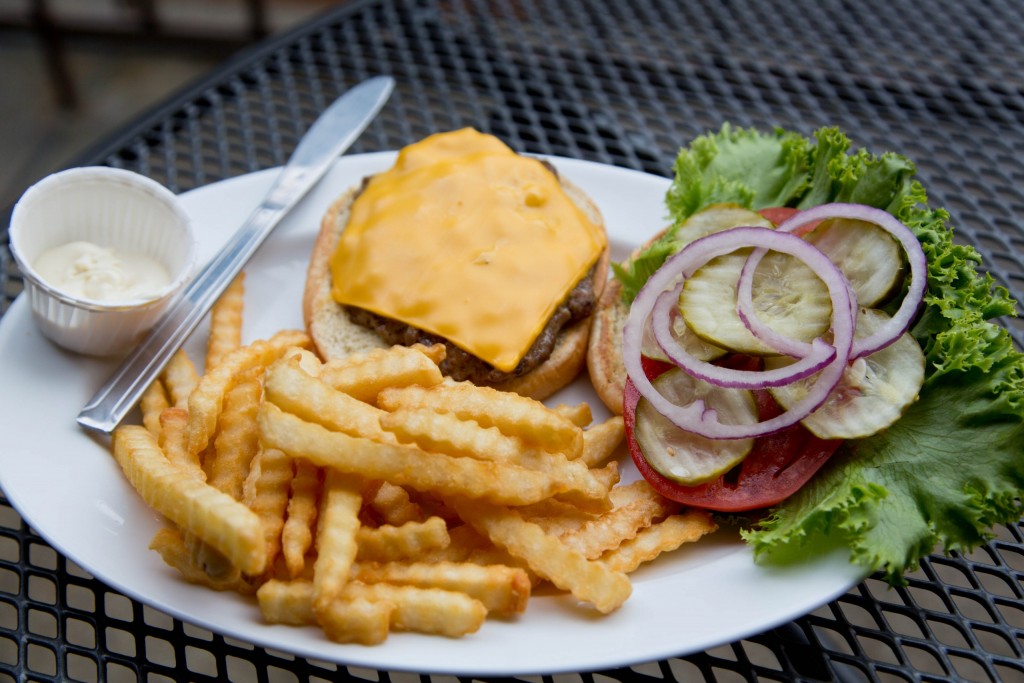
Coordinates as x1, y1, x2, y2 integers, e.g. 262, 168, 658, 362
242, 447, 293, 570
317, 590, 393, 645
318, 345, 444, 404
599, 510, 718, 573
377, 381, 584, 457
363, 481, 426, 526
205, 272, 245, 371
141, 379, 170, 438
206, 367, 263, 500
257, 579, 393, 644
344, 582, 486, 638
264, 357, 395, 443
376, 407, 564, 470
187, 329, 310, 456
112, 426, 266, 575
351, 561, 531, 615
580, 416, 625, 467
159, 407, 204, 480
259, 403, 563, 506
553, 402, 593, 428
255, 578, 317, 625
355, 516, 450, 562
282, 460, 321, 579
164, 349, 200, 409
311, 470, 363, 613
450, 497, 632, 614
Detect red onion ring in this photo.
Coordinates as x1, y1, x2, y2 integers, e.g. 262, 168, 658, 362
651, 280, 838, 388
739, 203, 926, 359
624, 226, 856, 440
734, 252, 821, 359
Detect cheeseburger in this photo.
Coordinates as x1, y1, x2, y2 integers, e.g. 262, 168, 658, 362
303, 128, 609, 399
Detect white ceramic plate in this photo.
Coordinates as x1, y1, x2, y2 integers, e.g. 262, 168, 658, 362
0, 153, 865, 676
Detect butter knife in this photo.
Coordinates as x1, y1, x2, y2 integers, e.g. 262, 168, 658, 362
77, 75, 395, 433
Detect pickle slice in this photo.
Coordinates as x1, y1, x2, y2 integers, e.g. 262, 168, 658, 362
680, 250, 833, 355
804, 218, 903, 307
766, 308, 925, 439
634, 368, 757, 485
673, 202, 773, 244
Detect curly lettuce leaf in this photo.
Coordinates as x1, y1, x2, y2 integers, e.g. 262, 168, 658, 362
664, 123, 812, 219
743, 175, 1024, 584
743, 355, 1024, 585
798, 126, 917, 212
897, 187, 1019, 375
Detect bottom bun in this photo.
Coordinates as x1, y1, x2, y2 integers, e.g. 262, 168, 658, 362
303, 181, 608, 401
586, 276, 629, 415
586, 228, 673, 415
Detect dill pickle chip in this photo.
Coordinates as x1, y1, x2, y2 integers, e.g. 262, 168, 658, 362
680, 249, 833, 356
634, 368, 757, 485
804, 218, 903, 307
767, 308, 925, 439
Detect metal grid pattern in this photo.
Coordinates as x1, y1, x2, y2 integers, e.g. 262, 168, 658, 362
2, 0, 1023, 680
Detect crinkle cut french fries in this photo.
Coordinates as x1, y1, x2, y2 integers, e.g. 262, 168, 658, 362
109, 274, 718, 645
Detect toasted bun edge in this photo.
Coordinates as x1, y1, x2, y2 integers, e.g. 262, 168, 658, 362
585, 228, 671, 415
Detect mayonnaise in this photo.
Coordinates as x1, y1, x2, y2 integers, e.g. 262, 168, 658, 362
33, 241, 171, 302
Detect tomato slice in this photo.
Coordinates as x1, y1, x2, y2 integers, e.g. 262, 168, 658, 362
623, 357, 842, 513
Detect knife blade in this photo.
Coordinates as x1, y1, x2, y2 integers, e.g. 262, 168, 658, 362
77, 75, 395, 433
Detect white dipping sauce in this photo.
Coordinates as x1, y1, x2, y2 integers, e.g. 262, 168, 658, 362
33, 241, 170, 302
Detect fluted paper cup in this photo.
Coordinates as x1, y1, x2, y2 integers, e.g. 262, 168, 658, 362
9, 167, 195, 356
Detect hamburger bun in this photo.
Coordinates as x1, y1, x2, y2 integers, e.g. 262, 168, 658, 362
586, 230, 669, 415
303, 175, 609, 401
586, 274, 629, 415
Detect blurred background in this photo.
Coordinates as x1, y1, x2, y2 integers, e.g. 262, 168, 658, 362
0, 0, 340, 213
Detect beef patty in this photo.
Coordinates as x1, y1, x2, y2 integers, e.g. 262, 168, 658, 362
345, 267, 596, 384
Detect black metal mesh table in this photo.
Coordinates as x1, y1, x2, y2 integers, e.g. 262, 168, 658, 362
2, 0, 1023, 680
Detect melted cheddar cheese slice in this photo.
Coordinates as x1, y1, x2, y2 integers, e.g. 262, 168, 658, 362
330, 128, 606, 372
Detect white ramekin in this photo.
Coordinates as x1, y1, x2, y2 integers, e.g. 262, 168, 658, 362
8, 167, 195, 356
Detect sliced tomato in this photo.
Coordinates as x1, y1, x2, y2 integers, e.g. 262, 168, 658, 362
623, 357, 841, 513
